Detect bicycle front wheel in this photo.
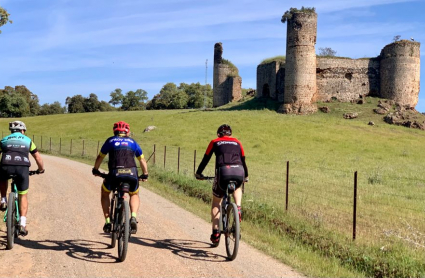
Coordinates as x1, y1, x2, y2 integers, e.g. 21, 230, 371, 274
117, 200, 129, 262
6, 192, 17, 250
110, 196, 117, 248
225, 202, 240, 261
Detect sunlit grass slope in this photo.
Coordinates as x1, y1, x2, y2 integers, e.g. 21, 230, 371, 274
1, 96, 425, 277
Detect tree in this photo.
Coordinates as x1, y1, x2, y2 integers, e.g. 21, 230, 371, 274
66, 95, 85, 113
39, 102, 66, 115
281, 7, 315, 23
0, 86, 33, 117
15, 85, 40, 116
109, 88, 123, 107
393, 35, 401, 42
121, 89, 148, 111
99, 101, 115, 112
0, 6, 12, 33
318, 47, 337, 57
179, 82, 212, 108
83, 93, 100, 112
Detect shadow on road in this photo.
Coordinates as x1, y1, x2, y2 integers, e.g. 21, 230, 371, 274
130, 237, 228, 262
12, 238, 119, 263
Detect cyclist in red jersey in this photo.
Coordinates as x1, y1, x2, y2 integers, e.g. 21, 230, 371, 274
195, 124, 248, 244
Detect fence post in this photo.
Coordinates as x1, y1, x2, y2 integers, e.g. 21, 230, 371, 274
70, 139, 73, 155
178, 147, 180, 173
82, 140, 85, 156
164, 146, 166, 168
286, 161, 289, 211
193, 150, 196, 173
60, 138, 62, 154
153, 144, 156, 164
50, 137, 52, 152
353, 171, 358, 241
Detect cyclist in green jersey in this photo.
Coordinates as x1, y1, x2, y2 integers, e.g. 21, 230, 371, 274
0, 121, 45, 236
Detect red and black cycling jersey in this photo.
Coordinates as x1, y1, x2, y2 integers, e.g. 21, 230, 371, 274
196, 136, 248, 177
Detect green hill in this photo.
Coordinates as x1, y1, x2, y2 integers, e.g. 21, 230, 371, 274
1, 96, 425, 277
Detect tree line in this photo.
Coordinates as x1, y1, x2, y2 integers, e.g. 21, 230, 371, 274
0, 82, 215, 117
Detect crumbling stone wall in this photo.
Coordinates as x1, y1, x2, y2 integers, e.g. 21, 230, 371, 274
213, 42, 242, 107
380, 40, 421, 108
283, 11, 318, 114
256, 9, 420, 112
316, 58, 380, 102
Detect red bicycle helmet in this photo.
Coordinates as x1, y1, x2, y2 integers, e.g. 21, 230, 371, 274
217, 124, 232, 137
113, 121, 130, 134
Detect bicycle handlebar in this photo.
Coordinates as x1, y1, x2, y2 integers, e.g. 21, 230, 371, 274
29, 170, 44, 176
95, 171, 147, 180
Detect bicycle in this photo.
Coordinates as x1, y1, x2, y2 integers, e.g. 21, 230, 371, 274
97, 172, 135, 262
3, 170, 40, 250
201, 176, 240, 261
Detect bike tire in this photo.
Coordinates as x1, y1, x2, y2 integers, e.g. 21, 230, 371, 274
110, 196, 117, 248
6, 192, 17, 250
117, 200, 129, 262
225, 202, 240, 261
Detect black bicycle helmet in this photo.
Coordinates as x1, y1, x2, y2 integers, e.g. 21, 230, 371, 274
217, 124, 232, 137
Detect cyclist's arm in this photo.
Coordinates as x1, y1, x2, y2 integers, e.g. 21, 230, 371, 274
196, 141, 214, 175
136, 155, 148, 175
94, 140, 109, 170
29, 142, 44, 171
31, 151, 44, 172
94, 153, 105, 170
238, 140, 248, 178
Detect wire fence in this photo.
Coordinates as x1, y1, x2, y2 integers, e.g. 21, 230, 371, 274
21, 132, 425, 247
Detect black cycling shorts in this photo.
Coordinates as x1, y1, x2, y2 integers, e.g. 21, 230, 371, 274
212, 165, 245, 198
0, 165, 30, 194
102, 167, 139, 195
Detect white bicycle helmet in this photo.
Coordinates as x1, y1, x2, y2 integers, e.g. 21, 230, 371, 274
9, 121, 27, 132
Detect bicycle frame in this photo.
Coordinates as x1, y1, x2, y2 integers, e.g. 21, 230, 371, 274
3, 181, 20, 224
219, 182, 236, 235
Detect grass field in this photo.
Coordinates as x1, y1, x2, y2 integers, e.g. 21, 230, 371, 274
1, 96, 425, 277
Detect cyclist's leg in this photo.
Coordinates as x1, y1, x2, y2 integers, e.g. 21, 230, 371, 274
128, 173, 140, 233
211, 195, 222, 230
0, 166, 10, 207
101, 178, 113, 232
232, 186, 243, 222
16, 167, 29, 235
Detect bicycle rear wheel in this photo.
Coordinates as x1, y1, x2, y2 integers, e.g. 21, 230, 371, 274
225, 202, 240, 261
6, 192, 17, 250
110, 196, 117, 248
117, 200, 129, 262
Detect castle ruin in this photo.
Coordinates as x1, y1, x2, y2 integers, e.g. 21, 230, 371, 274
213, 42, 242, 107
256, 8, 421, 113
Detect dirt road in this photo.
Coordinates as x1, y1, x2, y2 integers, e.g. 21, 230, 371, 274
0, 155, 302, 277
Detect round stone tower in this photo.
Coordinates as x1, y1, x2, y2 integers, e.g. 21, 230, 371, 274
282, 11, 317, 114
213, 42, 241, 107
380, 40, 420, 108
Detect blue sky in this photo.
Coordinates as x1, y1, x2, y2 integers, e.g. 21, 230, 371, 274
1, 0, 424, 111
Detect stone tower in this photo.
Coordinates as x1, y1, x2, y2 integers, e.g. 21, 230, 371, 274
380, 40, 421, 108
282, 10, 318, 114
213, 42, 242, 107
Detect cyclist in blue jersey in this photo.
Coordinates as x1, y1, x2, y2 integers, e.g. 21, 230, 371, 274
0, 121, 45, 236
92, 121, 148, 234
